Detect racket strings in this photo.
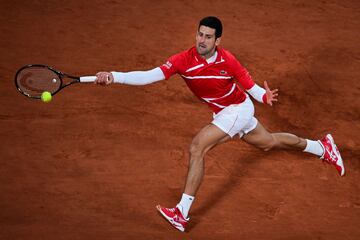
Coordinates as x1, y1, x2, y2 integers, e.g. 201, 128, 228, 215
16, 67, 61, 98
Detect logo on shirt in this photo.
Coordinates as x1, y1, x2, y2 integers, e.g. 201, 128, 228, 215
220, 70, 227, 75
163, 61, 172, 69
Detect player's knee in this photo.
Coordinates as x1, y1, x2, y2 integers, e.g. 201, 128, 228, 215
260, 135, 277, 151
189, 141, 205, 158
262, 144, 274, 152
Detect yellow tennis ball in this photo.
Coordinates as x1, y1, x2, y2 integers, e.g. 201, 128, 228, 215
41, 91, 52, 103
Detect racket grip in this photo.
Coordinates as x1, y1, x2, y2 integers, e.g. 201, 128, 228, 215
80, 76, 97, 82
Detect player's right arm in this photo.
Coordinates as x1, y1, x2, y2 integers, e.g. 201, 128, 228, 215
95, 67, 165, 85
95, 51, 184, 85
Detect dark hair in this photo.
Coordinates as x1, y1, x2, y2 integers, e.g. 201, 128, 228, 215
199, 16, 223, 39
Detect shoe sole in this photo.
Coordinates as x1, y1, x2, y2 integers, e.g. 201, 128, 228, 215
327, 134, 345, 176
156, 205, 185, 232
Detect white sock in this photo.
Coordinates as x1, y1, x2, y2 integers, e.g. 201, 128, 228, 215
303, 139, 324, 157
176, 193, 194, 219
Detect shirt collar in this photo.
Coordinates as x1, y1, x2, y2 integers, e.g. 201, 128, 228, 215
193, 46, 223, 64
206, 51, 218, 64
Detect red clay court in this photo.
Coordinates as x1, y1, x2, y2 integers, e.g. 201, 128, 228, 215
0, 0, 359, 239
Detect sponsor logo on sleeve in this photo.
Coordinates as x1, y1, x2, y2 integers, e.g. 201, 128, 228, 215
163, 61, 173, 69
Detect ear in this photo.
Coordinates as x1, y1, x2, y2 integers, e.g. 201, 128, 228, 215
215, 37, 221, 46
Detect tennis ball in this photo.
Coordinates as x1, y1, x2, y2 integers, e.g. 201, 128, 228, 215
41, 91, 52, 103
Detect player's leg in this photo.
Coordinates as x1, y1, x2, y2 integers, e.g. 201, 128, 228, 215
157, 124, 229, 231
177, 124, 229, 218
173, 125, 229, 221
242, 120, 345, 176
241, 121, 307, 151
184, 123, 229, 196
169, 101, 256, 221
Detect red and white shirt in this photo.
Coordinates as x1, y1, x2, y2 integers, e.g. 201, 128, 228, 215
159, 47, 256, 114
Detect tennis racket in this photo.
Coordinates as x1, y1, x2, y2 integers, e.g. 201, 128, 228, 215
15, 64, 97, 99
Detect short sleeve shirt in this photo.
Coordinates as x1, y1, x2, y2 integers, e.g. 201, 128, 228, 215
159, 47, 255, 114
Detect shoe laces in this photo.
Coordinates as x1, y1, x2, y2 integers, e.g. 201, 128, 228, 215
168, 207, 176, 213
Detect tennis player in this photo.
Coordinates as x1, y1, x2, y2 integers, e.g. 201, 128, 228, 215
95, 16, 345, 232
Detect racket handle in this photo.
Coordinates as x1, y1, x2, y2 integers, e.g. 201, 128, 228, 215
80, 76, 97, 82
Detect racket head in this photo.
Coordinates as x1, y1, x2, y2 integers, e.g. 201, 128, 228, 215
15, 64, 64, 99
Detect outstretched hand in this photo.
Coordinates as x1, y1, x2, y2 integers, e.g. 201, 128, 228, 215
95, 72, 114, 85
264, 81, 278, 106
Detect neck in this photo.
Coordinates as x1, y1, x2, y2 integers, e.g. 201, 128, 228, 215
200, 47, 216, 60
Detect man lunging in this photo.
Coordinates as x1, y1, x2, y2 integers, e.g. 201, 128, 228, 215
95, 16, 345, 232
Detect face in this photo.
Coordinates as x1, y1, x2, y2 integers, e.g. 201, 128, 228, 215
196, 25, 221, 59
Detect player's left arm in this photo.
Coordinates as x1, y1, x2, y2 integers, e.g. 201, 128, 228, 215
230, 55, 278, 106
262, 81, 278, 106
246, 81, 278, 106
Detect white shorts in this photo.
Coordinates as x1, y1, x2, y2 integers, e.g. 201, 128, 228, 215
212, 96, 258, 138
